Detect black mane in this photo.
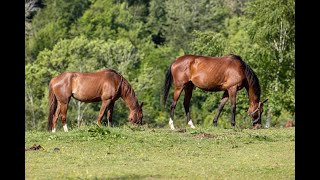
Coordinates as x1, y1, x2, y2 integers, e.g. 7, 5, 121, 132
228, 54, 261, 100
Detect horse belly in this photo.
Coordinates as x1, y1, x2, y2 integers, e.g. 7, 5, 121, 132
194, 82, 224, 92
72, 93, 101, 102
72, 85, 103, 102
191, 74, 226, 91
190, 67, 243, 91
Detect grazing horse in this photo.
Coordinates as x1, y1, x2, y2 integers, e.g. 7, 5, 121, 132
284, 120, 295, 128
163, 54, 268, 129
48, 69, 143, 132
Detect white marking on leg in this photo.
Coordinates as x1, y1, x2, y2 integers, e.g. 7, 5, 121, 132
188, 119, 195, 128
169, 118, 175, 130
63, 124, 68, 132
52, 128, 56, 133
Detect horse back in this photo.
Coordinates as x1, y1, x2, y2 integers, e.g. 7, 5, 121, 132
51, 70, 121, 102
172, 55, 245, 91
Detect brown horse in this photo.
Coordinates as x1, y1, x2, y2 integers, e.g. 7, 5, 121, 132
163, 54, 268, 129
48, 69, 143, 132
284, 120, 295, 128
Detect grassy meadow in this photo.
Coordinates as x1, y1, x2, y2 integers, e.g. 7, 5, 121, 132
25, 125, 295, 179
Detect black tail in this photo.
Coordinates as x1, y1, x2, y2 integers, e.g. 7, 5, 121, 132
47, 82, 57, 131
163, 63, 173, 106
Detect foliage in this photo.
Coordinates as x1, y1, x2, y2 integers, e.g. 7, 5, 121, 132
25, 0, 295, 131
25, 0, 91, 62
244, 0, 295, 116
161, 0, 230, 53
134, 42, 179, 126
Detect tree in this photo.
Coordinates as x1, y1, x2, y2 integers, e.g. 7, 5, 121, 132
26, 0, 91, 62
245, 0, 295, 119
25, 0, 43, 36
134, 41, 179, 126
25, 0, 295, 129
70, 0, 147, 47
162, 0, 229, 53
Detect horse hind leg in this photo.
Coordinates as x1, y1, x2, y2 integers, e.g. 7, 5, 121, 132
213, 91, 229, 127
107, 101, 115, 127
59, 102, 69, 132
52, 103, 61, 133
169, 87, 183, 130
184, 83, 195, 128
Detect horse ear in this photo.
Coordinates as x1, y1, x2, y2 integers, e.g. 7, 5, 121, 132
140, 102, 144, 108
261, 98, 268, 104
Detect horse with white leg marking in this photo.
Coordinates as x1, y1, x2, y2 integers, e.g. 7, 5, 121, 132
163, 54, 268, 130
48, 69, 143, 132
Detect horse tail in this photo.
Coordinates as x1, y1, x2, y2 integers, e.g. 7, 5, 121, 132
47, 81, 57, 131
163, 63, 173, 106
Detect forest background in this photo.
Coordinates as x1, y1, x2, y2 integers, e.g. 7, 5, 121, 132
25, 0, 295, 131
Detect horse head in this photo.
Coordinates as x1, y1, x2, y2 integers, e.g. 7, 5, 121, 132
248, 98, 268, 129
129, 102, 144, 125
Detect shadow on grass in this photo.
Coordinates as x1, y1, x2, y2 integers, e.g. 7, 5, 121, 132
98, 174, 162, 179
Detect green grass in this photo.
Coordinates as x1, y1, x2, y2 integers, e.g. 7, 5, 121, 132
25, 125, 295, 179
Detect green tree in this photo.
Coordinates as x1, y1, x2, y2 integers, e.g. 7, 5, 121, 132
162, 0, 229, 53
245, 0, 295, 120
25, 0, 295, 129
26, 0, 91, 62
70, 0, 148, 47
134, 40, 179, 126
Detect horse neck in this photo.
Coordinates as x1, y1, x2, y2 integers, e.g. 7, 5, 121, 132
245, 83, 260, 111
120, 80, 139, 112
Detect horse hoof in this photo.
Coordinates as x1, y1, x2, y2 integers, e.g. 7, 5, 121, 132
213, 122, 217, 127
252, 124, 262, 129
188, 120, 195, 128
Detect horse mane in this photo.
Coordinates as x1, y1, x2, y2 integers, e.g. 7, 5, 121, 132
99, 68, 138, 108
120, 76, 140, 110
100, 68, 119, 74
227, 54, 261, 100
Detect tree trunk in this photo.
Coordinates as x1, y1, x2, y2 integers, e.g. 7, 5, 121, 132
73, 100, 89, 128
77, 101, 81, 128
26, 82, 36, 129
265, 108, 272, 128
30, 92, 36, 129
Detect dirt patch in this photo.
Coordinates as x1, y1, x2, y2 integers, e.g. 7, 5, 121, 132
194, 132, 241, 139
175, 128, 187, 133
25, 144, 44, 151
223, 132, 241, 136
194, 133, 218, 139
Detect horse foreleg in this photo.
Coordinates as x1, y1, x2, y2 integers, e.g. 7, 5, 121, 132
107, 101, 115, 127
184, 84, 195, 128
60, 103, 69, 132
97, 99, 111, 126
228, 87, 237, 127
213, 91, 229, 127
169, 87, 183, 130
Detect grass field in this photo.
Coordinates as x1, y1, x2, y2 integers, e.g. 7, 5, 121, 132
25, 125, 295, 179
